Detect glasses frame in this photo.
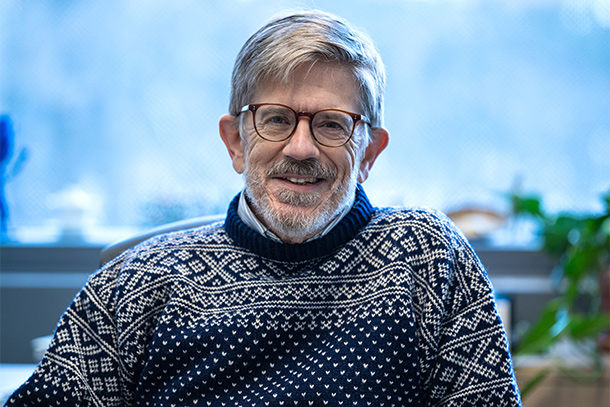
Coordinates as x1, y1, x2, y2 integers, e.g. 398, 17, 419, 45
239, 103, 371, 148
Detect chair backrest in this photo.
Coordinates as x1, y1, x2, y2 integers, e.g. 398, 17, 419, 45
99, 214, 225, 266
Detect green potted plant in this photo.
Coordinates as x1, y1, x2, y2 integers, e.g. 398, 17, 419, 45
510, 190, 610, 398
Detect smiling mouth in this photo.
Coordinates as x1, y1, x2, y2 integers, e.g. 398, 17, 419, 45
267, 158, 335, 187
282, 177, 321, 185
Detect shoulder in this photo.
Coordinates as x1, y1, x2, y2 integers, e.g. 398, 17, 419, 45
91, 221, 228, 293
373, 205, 451, 224
371, 206, 493, 307
106, 221, 228, 266
369, 206, 466, 247
366, 205, 485, 287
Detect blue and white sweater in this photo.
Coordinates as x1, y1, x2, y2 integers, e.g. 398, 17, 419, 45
6, 186, 521, 406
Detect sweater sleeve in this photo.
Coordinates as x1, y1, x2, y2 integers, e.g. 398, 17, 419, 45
4, 266, 124, 407
415, 212, 522, 407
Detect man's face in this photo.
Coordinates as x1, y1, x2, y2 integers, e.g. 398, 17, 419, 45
221, 63, 387, 243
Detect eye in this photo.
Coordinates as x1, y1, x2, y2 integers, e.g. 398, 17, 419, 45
314, 112, 351, 133
257, 106, 295, 128
320, 120, 344, 130
267, 115, 291, 125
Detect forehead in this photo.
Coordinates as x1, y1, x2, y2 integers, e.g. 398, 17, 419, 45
252, 63, 362, 113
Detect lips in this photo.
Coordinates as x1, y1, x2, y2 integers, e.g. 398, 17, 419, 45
283, 176, 320, 185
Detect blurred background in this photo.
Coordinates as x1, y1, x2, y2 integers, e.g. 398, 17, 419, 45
1, 0, 608, 243
1, 0, 609, 405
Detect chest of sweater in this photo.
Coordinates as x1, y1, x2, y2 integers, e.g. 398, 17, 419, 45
129, 263, 422, 406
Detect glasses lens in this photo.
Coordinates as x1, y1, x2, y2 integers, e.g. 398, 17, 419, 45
255, 105, 296, 141
312, 111, 354, 147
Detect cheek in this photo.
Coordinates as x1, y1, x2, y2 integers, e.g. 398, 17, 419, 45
328, 152, 358, 181
244, 140, 281, 173
339, 142, 364, 173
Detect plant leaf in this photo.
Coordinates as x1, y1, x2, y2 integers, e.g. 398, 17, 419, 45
516, 300, 567, 355
511, 194, 544, 218
568, 313, 610, 339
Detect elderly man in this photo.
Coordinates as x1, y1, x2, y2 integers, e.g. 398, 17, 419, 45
6, 10, 521, 407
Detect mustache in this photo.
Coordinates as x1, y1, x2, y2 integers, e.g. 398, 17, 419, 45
266, 158, 337, 180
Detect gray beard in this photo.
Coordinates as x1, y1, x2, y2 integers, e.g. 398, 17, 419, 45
244, 157, 357, 242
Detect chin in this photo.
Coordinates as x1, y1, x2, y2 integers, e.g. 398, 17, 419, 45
244, 160, 359, 242
251, 182, 357, 243
258, 197, 335, 242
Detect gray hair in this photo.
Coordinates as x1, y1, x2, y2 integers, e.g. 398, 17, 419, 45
229, 10, 386, 128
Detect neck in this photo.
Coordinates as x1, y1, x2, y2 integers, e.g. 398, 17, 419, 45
241, 193, 356, 244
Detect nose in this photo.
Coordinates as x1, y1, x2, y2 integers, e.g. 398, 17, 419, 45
282, 118, 320, 160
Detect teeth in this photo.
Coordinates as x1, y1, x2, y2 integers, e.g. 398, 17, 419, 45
286, 177, 318, 185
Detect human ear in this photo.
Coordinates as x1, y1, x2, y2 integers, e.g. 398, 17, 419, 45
358, 127, 389, 183
219, 115, 245, 174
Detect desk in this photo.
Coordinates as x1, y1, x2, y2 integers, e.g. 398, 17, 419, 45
515, 355, 610, 407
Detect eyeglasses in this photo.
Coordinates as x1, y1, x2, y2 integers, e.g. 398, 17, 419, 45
239, 103, 371, 148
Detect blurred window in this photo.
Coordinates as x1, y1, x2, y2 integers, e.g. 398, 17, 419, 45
1, 0, 608, 245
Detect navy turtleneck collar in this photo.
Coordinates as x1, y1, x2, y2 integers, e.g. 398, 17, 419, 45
223, 184, 374, 262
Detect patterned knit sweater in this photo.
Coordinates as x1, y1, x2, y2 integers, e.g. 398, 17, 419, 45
6, 186, 521, 407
